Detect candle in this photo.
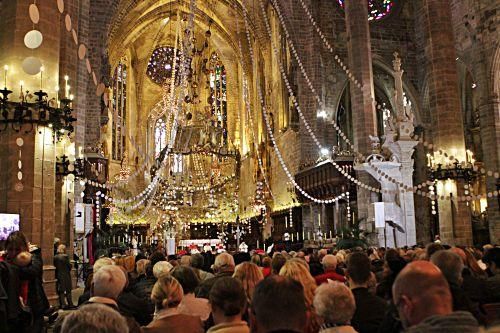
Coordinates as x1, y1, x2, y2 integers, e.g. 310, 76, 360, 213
329, 230, 332, 239
20, 81, 23, 94
302, 230, 305, 240
40, 66, 44, 90
313, 233, 316, 241
308, 231, 311, 240
257, 239, 259, 249
285, 216, 288, 229
3, 65, 8, 88
291, 233, 294, 242
318, 213, 321, 227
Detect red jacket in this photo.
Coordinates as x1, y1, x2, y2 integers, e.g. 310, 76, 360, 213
314, 270, 346, 285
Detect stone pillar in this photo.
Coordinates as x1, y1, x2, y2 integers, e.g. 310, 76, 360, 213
344, 0, 378, 224
420, 0, 472, 245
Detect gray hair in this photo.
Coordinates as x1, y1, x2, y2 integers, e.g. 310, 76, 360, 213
430, 250, 464, 285
93, 257, 114, 274
214, 252, 235, 271
61, 303, 128, 333
92, 265, 126, 299
153, 261, 173, 278
313, 282, 356, 325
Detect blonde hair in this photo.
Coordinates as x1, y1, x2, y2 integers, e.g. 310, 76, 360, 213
233, 262, 264, 302
57, 244, 66, 254
151, 275, 183, 310
279, 259, 317, 307
123, 256, 135, 273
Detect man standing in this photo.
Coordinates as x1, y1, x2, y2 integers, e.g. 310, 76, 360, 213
392, 261, 479, 333
54, 244, 74, 309
346, 252, 387, 333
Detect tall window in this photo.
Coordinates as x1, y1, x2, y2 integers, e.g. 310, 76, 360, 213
112, 62, 127, 161
155, 118, 167, 157
171, 153, 183, 174
209, 52, 227, 143
337, 0, 395, 21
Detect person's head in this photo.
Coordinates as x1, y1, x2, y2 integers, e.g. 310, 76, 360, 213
314, 282, 356, 326
450, 247, 466, 263
271, 254, 286, 275
251, 275, 307, 332
179, 255, 191, 266
214, 252, 235, 273
136, 259, 149, 276
123, 256, 135, 273
463, 248, 486, 276
251, 254, 262, 266
233, 262, 264, 302
346, 252, 371, 287
153, 261, 173, 278
57, 244, 66, 254
190, 253, 204, 269
430, 250, 464, 285
171, 266, 199, 294
93, 257, 115, 274
151, 274, 183, 310
483, 248, 500, 275
318, 248, 328, 260
61, 303, 128, 333
262, 256, 271, 268
92, 265, 126, 300
149, 251, 167, 268
321, 254, 338, 272
279, 259, 316, 307
209, 277, 246, 325
425, 243, 444, 259
5, 231, 28, 259
392, 261, 452, 328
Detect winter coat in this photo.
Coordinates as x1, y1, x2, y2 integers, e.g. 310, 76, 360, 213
405, 311, 479, 333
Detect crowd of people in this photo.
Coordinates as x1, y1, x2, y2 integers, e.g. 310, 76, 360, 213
1, 230, 500, 333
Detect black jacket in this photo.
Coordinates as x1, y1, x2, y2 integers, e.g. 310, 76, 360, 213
351, 287, 387, 333
131, 275, 156, 317
118, 289, 153, 326
195, 271, 234, 299
18, 248, 50, 317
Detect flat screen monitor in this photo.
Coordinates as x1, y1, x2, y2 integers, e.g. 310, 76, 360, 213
0, 214, 20, 240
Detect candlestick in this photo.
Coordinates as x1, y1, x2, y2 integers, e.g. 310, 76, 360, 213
3, 65, 8, 88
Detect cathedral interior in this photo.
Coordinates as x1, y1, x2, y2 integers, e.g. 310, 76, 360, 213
0, 0, 499, 300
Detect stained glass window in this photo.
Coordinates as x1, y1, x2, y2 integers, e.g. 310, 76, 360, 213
154, 118, 167, 157
208, 52, 227, 144
146, 46, 191, 85
112, 62, 127, 161
337, 0, 395, 21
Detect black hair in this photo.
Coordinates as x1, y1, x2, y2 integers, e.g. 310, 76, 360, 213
347, 252, 371, 284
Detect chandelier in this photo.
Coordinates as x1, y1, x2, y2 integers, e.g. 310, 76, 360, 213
0, 87, 76, 140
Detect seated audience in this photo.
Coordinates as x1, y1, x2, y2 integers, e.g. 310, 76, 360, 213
61, 303, 129, 333
142, 274, 203, 333
313, 282, 357, 333
251, 275, 307, 333
153, 261, 173, 278
208, 277, 249, 333
392, 260, 479, 332
346, 252, 386, 333
196, 252, 236, 298
315, 254, 346, 285
483, 247, 500, 302
171, 266, 210, 321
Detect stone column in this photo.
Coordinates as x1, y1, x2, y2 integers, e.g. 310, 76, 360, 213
420, 0, 472, 245
344, 0, 378, 224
